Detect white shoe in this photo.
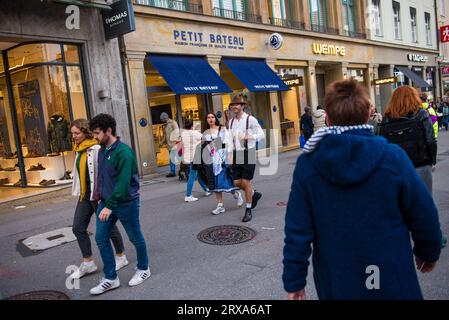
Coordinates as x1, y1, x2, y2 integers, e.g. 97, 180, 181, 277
89, 277, 120, 295
204, 192, 212, 197
212, 204, 226, 215
115, 255, 129, 271
128, 268, 151, 287
70, 262, 98, 279
234, 191, 244, 207
185, 196, 199, 202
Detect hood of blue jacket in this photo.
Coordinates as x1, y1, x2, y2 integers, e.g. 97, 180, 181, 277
309, 129, 388, 186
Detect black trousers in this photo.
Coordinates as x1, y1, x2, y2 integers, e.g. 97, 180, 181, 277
72, 199, 125, 259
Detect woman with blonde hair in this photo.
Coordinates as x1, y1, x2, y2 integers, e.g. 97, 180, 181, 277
69, 119, 129, 279
379, 86, 437, 192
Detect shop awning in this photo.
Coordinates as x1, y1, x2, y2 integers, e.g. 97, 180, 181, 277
221, 58, 289, 92
147, 54, 232, 94
396, 66, 433, 91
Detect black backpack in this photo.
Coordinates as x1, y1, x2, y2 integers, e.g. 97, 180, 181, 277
378, 116, 429, 165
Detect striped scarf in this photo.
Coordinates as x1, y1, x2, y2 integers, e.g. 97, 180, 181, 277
303, 124, 374, 154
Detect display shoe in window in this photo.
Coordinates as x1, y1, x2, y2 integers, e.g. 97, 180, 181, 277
59, 171, 72, 180
14, 179, 22, 187
15, 163, 19, 168
3, 167, 16, 171
47, 152, 61, 157
41, 179, 55, 186
0, 178, 9, 185
28, 163, 46, 171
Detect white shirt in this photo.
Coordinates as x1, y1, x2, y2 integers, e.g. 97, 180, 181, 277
228, 112, 265, 151
181, 129, 202, 163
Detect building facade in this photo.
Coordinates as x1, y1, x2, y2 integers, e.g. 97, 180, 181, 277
436, 0, 449, 96
124, 0, 440, 175
0, 0, 129, 192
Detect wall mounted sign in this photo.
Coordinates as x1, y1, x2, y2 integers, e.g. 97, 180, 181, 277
407, 53, 428, 63
283, 76, 304, 87
441, 67, 449, 75
312, 43, 346, 56
173, 30, 245, 51
216, 111, 222, 119
102, 0, 135, 40
373, 77, 398, 85
268, 33, 283, 50
440, 25, 449, 43
139, 118, 148, 128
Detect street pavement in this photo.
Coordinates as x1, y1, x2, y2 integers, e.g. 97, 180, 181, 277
1, 131, 449, 300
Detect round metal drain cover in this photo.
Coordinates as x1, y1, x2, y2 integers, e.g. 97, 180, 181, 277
5, 290, 70, 300
197, 225, 256, 245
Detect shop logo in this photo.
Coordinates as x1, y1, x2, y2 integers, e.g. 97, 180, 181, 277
312, 43, 346, 56
268, 33, 283, 50
408, 54, 428, 63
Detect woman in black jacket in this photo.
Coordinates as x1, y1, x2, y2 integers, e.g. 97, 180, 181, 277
300, 107, 314, 142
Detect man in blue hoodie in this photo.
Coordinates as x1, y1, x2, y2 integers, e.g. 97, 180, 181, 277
283, 79, 442, 300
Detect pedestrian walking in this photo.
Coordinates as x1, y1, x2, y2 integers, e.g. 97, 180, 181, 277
283, 79, 442, 300
89, 114, 151, 295
312, 105, 326, 132
379, 86, 437, 192
367, 104, 383, 134
181, 118, 211, 203
300, 107, 314, 142
202, 112, 244, 215
421, 93, 439, 140
443, 102, 449, 131
159, 112, 180, 178
228, 93, 265, 223
69, 119, 128, 280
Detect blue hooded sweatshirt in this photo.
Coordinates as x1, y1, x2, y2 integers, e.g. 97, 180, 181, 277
283, 129, 442, 300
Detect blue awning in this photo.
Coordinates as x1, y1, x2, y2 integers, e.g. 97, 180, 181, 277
396, 66, 433, 91
221, 58, 289, 92
147, 54, 232, 94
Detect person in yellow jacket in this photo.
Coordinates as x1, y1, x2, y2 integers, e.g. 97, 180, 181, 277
420, 94, 438, 139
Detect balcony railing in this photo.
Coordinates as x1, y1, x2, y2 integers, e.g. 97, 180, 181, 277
269, 17, 306, 30
344, 30, 367, 39
135, 0, 203, 14
212, 7, 262, 24
310, 24, 340, 35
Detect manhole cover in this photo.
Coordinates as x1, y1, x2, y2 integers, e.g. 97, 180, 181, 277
5, 290, 70, 300
197, 225, 256, 245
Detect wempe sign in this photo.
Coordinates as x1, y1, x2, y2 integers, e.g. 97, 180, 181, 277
102, 0, 135, 40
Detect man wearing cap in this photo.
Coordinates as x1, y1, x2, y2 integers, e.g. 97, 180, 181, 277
228, 93, 265, 222
159, 112, 180, 178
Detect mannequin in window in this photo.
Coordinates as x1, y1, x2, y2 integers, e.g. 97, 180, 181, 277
47, 113, 72, 154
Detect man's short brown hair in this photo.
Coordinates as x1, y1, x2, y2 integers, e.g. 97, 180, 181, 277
324, 79, 371, 126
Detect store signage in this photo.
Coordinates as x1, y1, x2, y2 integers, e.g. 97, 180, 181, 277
407, 53, 428, 63
173, 30, 245, 50
268, 33, 283, 50
283, 76, 304, 87
373, 77, 398, 85
442, 67, 449, 75
312, 43, 346, 56
440, 25, 449, 43
102, 0, 135, 40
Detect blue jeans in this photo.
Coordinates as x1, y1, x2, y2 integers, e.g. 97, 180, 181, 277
186, 163, 208, 197
95, 198, 149, 280
169, 149, 177, 174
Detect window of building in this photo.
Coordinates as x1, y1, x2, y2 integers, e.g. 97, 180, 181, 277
309, 0, 328, 32
341, 0, 356, 36
372, 0, 383, 36
440, 0, 445, 16
425, 12, 432, 45
212, 0, 249, 21
0, 43, 88, 188
136, 0, 191, 12
410, 7, 417, 43
393, 1, 401, 40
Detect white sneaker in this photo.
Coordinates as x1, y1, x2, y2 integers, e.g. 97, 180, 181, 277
89, 277, 120, 295
70, 262, 98, 279
128, 268, 151, 287
204, 192, 212, 197
115, 255, 129, 271
234, 191, 244, 207
211, 204, 226, 215
185, 196, 199, 202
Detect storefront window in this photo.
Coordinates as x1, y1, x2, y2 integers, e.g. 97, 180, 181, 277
348, 69, 365, 83
0, 43, 88, 188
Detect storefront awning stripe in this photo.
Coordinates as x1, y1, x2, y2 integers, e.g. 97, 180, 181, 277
221, 58, 289, 92
396, 66, 433, 91
147, 54, 232, 95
